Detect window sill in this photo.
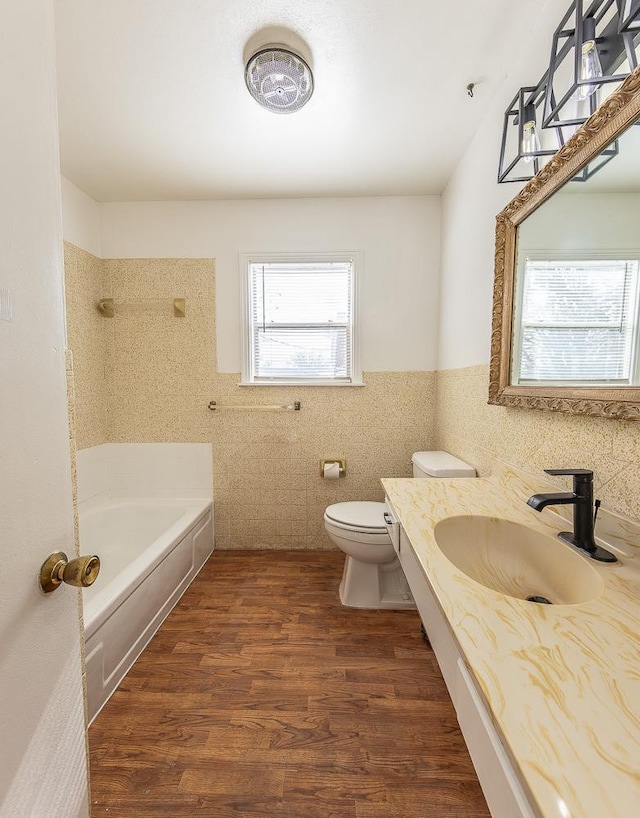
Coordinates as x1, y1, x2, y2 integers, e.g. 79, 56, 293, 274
238, 380, 365, 387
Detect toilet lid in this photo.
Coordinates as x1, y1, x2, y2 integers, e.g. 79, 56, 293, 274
325, 501, 387, 531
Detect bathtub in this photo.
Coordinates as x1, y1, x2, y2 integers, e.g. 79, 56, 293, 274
82, 497, 214, 723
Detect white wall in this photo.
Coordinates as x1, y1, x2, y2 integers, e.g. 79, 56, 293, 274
438, 0, 574, 370
62, 195, 441, 373
76, 443, 213, 504
60, 177, 102, 258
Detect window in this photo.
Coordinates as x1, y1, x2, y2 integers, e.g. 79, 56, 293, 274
512, 257, 640, 385
241, 253, 361, 385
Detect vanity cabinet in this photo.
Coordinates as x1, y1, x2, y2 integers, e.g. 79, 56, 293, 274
396, 525, 536, 818
395, 527, 459, 705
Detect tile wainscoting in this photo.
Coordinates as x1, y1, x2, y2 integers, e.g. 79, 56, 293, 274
64, 243, 437, 549
436, 364, 640, 522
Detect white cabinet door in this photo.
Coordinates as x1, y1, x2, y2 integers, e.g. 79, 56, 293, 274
398, 527, 460, 704
0, 3, 89, 816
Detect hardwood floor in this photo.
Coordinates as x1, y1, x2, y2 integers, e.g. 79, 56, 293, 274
89, 551, 490, 817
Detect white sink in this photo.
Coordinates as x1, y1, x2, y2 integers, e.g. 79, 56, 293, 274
434, 515, 604, 605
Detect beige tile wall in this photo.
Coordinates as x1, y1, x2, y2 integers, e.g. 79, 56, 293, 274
436, 364, 640, 522
64, 243, 437, 548
63, 244, 109, 450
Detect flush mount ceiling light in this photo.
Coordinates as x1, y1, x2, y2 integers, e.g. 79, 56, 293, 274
245, 46, 314, 114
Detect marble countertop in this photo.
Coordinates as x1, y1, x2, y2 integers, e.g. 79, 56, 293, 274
382, 463, 640, 818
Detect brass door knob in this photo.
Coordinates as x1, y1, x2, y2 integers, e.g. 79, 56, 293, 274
40, 552, 101, 593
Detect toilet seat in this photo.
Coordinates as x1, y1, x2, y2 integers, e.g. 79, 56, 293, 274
324, 517, 390, 545
324, 501, 387, 533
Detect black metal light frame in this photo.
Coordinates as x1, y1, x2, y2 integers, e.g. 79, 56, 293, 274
543, 0, 638, 128
618, 0, 640, 31
498, 0, 639, 184
498, 79, 567, 183
498, 81, 619, 183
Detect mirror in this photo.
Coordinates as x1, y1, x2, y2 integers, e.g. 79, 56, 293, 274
490, 66, 640, 419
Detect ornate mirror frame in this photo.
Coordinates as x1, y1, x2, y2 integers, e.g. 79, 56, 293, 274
489, 66, 640, 420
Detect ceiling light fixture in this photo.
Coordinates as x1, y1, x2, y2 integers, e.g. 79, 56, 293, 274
245, 46, 314, 114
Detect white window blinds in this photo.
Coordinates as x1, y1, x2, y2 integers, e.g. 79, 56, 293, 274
514, 258, 640, 385
246, 259, 355, 383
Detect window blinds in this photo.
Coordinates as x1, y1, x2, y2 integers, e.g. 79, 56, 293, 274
248, 261, 353, 382
514, 259, 640, 384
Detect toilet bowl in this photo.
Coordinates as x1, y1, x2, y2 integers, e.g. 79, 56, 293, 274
324, 451, 475, 609
324, 501, 415, 609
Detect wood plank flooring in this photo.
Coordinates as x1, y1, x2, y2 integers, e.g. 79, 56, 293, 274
89, 550, 490, 817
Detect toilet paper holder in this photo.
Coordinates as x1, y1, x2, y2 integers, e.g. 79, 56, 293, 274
320, 459, 346, 477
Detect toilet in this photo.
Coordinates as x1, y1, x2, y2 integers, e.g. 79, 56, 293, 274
324, 450, 475, 609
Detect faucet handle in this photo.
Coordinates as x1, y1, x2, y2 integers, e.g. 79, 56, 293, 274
544, 468, 593, 478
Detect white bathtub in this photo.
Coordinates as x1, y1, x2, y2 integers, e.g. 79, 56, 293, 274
82, 497, 214, 723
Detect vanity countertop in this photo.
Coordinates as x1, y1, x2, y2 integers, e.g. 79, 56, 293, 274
382, 465, 640, 818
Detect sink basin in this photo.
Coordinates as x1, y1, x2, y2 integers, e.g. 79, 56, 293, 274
434, 515, 604, 605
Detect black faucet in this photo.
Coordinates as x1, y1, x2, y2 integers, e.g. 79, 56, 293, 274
527, 469, 617, 563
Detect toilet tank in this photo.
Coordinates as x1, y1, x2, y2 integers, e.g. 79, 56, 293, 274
411, 450, 475, 479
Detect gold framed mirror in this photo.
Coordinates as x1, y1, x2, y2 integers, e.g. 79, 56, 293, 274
489, 66, 640, 420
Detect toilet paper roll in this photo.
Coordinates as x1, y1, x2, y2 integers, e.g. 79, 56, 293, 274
323, 462, 341, 479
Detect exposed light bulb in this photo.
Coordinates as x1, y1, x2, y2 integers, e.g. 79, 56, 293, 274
577, 40, 603, 98
521, 104, 541, 164
577, 18, 602, 100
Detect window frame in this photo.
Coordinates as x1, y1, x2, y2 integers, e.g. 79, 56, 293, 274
239, 251, 363, 386
512, 250, 640, 387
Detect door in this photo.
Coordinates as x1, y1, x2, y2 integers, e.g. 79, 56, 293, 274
0, 2, 89, 817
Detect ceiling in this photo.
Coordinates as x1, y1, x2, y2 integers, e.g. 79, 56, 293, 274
54, 0, 545, 201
